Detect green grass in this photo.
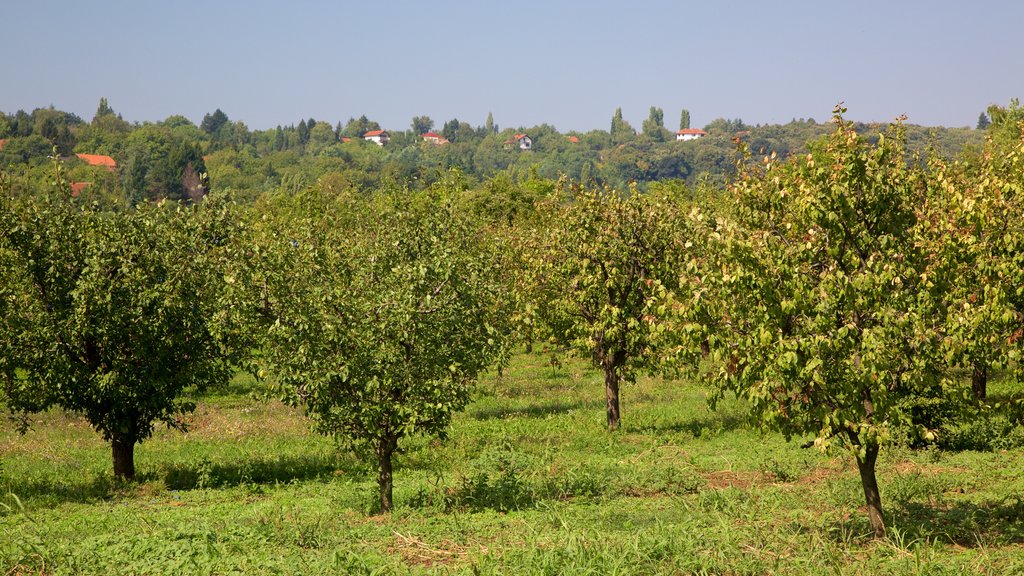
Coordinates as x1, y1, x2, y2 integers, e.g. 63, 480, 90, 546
3, 352, 1024, 574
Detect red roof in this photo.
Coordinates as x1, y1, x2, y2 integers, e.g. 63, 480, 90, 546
514, 133, 529, 140
422, 132, 449, 144
0, 139, 6, 150
70, 182, 92, 196
675, 129, 707, 136
568, 136, 579, 143
363, 129, 387, 137
340, 137, 352, 143
76, 153, 117, 170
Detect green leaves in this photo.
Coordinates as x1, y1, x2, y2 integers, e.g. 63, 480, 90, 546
532, 184, 699, 427
711, 111, 944, 450
232, 182, 510, 510
1, 167, 236, 476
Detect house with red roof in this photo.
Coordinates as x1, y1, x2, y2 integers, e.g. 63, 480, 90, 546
0, 139, 6, 151
70, 182, 92, 196
568, 136, 580, 144
675, 128, 708, 142
76, 153, 117, 170
503, 133, 532, 150
421, 132, 449, 145
363, 130, 390, 146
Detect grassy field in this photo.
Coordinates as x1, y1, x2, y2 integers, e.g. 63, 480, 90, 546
3, 351, 1024, 575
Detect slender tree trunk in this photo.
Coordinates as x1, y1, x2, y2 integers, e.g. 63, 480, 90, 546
604, 363, 621, 431
972, 363, 988, 401
855, 442, 885, 539
376, 436, 398, 513
112, 435, 136, 481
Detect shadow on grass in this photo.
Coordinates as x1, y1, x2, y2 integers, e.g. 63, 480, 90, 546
809, 497, 1024, 547
410, 469, 606, 514
3, 453, 357, 507
890, 496, 1024, 546
2, 475, 125, 507
470, 400, 598, 421
160, 453, 356, 490
631, 409, 750, 438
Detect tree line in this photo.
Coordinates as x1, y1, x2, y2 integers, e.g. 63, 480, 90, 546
2, 101, 1023, 537
1, 99, 983, 205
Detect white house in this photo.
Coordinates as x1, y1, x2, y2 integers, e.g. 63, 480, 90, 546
675, 128, 708, 142
363, 129, 390, 146
504, 133, 532, 150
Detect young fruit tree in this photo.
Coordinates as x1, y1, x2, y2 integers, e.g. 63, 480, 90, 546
234, 184, 507, 513
534, 185, 692, 430
926, 107, 1024, 401
707, 108, 949, 538
0, 166, 234, 479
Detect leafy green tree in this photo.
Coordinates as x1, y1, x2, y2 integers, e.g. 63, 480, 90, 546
706, 108, 945, 538
93, 97, 115, 122
485, 112, 495, 134
307, 121, 338, 155
32, 108, 78, 155
411, 115, 434, 135
926, 108, 1024, 401
232, 183, 506, 512
0, 135, 53, 165
976, 112, 990, 130
679, 109, 691, 130
343, 115, 381, 138
11, 110, 33, 137
703, 118, 747, 135
611, 107, 635, 144
442, 118, 461, 142
119, 125, 206, 204
642, 106, 668, 142
0, 164, 235, 479
201, 109, 230, 135
535, 185, 692, 430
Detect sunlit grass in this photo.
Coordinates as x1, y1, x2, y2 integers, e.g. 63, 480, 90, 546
3, 351, 1024, 574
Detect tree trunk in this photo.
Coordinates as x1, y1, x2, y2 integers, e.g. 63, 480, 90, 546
604, 363, 621, 431
112, 435, 136, 481
855, 442, 885, 539
376, 436, 398, 513
972, 363, 987, 401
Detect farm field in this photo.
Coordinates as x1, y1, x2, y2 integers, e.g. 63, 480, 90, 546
3, 351, 1024, 575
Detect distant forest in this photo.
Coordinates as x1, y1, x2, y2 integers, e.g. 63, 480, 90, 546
0, 99, 987, 204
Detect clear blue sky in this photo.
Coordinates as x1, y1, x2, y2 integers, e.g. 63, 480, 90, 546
4, 0, 1021, 132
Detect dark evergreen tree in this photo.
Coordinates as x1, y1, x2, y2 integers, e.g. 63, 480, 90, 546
200, 109, 229, 134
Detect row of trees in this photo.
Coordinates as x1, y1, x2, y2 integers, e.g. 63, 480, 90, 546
2, 100, 984, 204
2, 103, 1023, 531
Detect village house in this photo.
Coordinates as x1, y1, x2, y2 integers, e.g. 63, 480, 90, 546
675, 128, 708, 142
503, 133, 532, 150
421, 132, 449, 145
363, 130, 390, 146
